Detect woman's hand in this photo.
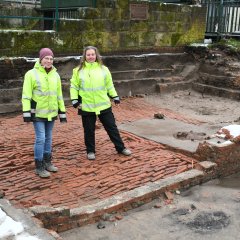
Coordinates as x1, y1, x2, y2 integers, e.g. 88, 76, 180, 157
113, 96, 120, 105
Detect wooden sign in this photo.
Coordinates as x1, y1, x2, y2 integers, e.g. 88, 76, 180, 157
130, 3, 148, 20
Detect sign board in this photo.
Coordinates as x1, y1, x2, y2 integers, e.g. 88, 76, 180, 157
130, 3, 148, 20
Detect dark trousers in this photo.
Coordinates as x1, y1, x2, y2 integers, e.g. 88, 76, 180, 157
81, 111, 125, 154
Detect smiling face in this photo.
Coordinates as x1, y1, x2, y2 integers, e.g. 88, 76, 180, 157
40, 55, 54, 69
85, 49, 96, 63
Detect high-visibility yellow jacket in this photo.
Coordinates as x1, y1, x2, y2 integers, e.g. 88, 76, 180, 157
22, 61, 66, 122
70, 62, 118, 115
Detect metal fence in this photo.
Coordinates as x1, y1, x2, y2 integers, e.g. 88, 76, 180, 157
41, 0, 95, 9
202, 0, 240, 38
0, 0, 97, 31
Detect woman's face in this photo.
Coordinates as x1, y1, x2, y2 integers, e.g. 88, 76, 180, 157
41, 55, 54, 69
85, 49, 96, 63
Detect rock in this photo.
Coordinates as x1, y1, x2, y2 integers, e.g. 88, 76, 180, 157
165, 191, 174, 200
154, 113, 165, 119
97, 221, 106, 229
101, 213, 111, 221
176, 190, 181, 195
115, 215, 123, 220
0, 190, 5, 198
190, 204, 197, 210
154, 203, 161, 208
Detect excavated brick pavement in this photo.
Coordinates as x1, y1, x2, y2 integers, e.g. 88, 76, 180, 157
0, 97, 200, 210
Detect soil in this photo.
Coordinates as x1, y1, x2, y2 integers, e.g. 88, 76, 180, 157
144, 90, 240, 127
60, 173, 240, 240
60, 89, 240, 240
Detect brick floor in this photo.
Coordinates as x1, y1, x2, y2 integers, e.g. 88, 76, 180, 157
0, 97, 199, 209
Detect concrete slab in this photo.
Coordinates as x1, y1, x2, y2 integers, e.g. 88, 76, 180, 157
0, 199, 56, 240
119, 117, 221, 153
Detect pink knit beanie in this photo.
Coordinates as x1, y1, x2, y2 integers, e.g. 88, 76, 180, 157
39, 48, 54, 61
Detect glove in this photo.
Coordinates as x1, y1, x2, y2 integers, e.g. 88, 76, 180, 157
60, 117, 67, 123
113, 96, 120, 105
59, 111, 67, 123
23, 111, 31, 122
72, 99, 80, 108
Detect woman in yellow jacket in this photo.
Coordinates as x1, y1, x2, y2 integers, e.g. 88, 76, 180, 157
70, 46, 131, 160
22, 48, 67, 178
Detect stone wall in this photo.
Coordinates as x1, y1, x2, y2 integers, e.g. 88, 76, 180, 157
0, 4, 41, 29
0, 0, 206, 56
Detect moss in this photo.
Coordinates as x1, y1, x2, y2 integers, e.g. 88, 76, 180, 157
23, 19, 41, 30
175, 21, 205, 46
222, 38, 240, 50
51, 33, 79, 54
154, 32, 172, 47
149, 2, 161, 12
0, 19, 11, 29
0, 31, 15, 48
119, 32, 140, 48
16, 31, 49, 53
108, 8, 122, 21
171, 33, 182, 46
181, 5, 192, 13
92, 19, 106, 31
139, 32, 156, 46
97, 0, 116, 8
59, 19, 93, 32
102, 32, 119, 52
112, 20, 130, 31
160, 12, 176, 22
1, 31, 52, 56
117, 0, 129, 10
159, 3, 181, 12
81, 31, 105, 48
69, 34, 82, 51
211, 39, 240, 53
78, 8, 101, 19
175, 21, 184, 33
149, 10, 162, 22
130, 20, 148, 32
120, 8, 130, 20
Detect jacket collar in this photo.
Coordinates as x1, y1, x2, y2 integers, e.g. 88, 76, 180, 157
34, 60, 56, 73
84, 61, 99, 68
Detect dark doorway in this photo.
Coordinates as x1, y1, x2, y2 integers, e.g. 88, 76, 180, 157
44, 11, 54, 30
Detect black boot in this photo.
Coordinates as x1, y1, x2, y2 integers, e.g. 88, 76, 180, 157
35, 160, 50, 178
43, 153, 58, 172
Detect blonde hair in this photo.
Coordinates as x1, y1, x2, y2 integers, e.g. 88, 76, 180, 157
79, 46, 103, 70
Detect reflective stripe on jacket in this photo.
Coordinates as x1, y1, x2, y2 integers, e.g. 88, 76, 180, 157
22, 61, 66, 121
70, 62, 117, 115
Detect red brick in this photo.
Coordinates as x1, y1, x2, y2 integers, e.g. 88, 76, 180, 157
0, 98, 200, 211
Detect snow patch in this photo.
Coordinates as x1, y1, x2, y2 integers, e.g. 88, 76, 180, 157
0, 208, 40, 240
0, 209, 24, 238
216, 125, 240, 139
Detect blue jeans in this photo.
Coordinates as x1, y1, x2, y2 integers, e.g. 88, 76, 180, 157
33, 121, 55, 161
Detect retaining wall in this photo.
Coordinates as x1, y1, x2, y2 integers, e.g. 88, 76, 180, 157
0, 1, 206, 56
0, 50, 197, 113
